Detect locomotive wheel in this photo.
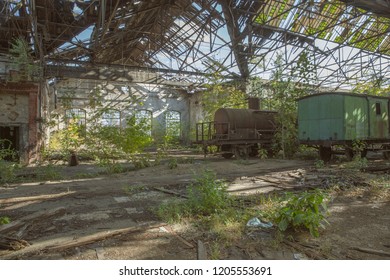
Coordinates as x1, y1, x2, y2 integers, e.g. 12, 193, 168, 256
222, 153, 234, 159
319, 146, 332, 162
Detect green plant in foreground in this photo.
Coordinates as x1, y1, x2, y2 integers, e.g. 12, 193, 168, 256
0, 216, 10, 225
272, 190, 329, 237
314, 159, 325, 169
156, 170, 231, 221
0, 161, 19, 184
168, 158, 178, 169
187, 170, 231, 216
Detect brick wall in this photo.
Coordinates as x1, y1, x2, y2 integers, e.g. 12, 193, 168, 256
0, 83, 39, 163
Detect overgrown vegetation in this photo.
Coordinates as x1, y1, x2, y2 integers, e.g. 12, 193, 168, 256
266, 190, 329, 238
9, 37, 41, 81
157, 169, 330, 257
157, 170, 232, 220
0, 139, 19, 184
0, 216, 10, 225
249, 52, 316, 158
202, 71, 247, 122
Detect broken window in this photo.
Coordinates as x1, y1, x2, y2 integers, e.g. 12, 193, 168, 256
101, 109, 121, 127
135, 110, 152, 135
165, 110, 181, 138
65, 108, 86, 126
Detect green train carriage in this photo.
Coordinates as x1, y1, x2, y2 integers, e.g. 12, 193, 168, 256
297, 92, 390, 161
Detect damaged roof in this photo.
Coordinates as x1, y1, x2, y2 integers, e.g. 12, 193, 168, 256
0, 0, 389, 89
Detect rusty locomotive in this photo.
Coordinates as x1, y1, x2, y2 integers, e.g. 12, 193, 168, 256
195, 98, 277, 159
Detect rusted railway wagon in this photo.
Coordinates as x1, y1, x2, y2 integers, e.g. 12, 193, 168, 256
194, 107, 277, 159
298, 92, 390, 161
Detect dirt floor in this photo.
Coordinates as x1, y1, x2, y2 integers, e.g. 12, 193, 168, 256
0, 151, 389, 260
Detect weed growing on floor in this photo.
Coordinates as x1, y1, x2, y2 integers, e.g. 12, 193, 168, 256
124, 184, 148, 195
157, 170, 231, 221
37, 164, 63, 181
266, 190, 330, 237
0, 161, 19, 184
167, 158, 178, 169
344, 156, 368, 169
0, 216, 10, 225
314, 159, 325, 169
187, 170, 231, 215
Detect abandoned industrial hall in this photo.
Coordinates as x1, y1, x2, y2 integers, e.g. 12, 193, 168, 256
0, 0, 389, 261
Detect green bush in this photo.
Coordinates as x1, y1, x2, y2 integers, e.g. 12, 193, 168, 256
272, 190, 329, 237
0, 161, 18, 184
187, 170, 231, 216
168, 158, 178, 169
0, 216, 10, 225
157, 170, 231, 221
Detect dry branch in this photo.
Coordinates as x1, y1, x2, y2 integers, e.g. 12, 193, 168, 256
283, 240, 325, 260
0, 193, 71, 204
47, 222, 167, 251
361, 166, 390, 173
0, 235, 30, 251
153, 187, 188, 199
0, 207, 66, 234
351, 247, 390, 258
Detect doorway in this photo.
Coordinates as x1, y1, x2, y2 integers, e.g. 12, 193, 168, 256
0, 126, 20, 161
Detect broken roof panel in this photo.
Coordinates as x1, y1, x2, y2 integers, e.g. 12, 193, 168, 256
0, 0, 389, 89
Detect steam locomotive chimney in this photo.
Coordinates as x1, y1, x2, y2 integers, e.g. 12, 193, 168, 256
248, 97, 260, 110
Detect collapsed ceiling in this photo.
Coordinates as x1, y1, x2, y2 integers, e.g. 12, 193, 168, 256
0, 0, 390, 90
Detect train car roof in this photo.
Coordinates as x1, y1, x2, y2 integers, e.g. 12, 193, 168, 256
297, 92, 390, 101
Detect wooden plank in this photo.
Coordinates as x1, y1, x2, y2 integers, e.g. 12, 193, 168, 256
351, 247, 390, 258
0, 193, 71, 204
0, 207, 66, 234
47, 222, 167, 251
153, 187, 188, 199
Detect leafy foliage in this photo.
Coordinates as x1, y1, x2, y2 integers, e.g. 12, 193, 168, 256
9, 38, 41, 81
157, 170, 231, 221
187, 170, 231, 215
271, 190, 329, 237
0, 139, 19, 184
251, 52, 315, 158
352, 75, 390, 97
0, 216, 10, 225
202, 72, 247, 122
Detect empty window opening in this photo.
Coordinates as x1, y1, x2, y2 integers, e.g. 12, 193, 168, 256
165, 110, 181, 137
65, 108, 86, 127
101, 109, 121, 127
135, 110, 152, 135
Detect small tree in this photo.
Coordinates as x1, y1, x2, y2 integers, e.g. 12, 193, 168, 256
266, 52, 316, 158
9, 38, 41, 81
